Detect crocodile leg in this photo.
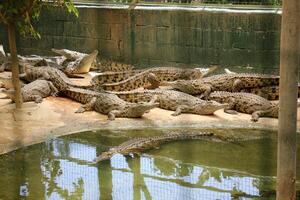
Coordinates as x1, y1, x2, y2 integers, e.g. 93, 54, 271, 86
146, 73, 160, 89
34, 95, 43, 103
75, 97, 96, 113
251, 109, 272, 122
199, 85, 212, 100
232, 79, 242, 92
223, 97, 238, 115
149, 95, 159, 104
47, 81, 59, 96
108, 110, 119, 120
171, 105, 189, 116
25, 95, 43, 103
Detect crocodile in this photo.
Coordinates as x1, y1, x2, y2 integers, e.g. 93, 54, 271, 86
91, 66, 218, 86
62, 86, 159, 120
93, 67, 213, 91
160, 73, 280, 99
52, 49, 98, 75
91, 70, 140, 85
0, 76, 25, 89
208, 91, 278, 122
95, 59, 135, 72
94, 131, 222, 162
22, 66, 91, 91
109, 89, 227, 116
0, 49, 97, 76
2, 80, 58, 103
240, 85, 300, 101
51, 48, 87, 60
0, 44, 6, 67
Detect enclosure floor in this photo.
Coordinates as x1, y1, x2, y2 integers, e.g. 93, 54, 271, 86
1, 72, 300, 155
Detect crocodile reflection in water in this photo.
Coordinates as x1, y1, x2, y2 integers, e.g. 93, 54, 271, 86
0, 130, 285, 199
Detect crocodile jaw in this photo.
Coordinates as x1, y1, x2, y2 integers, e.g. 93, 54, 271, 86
194, 101, 228, 115
93, 150, 115, 163
123, 102, 159, 118
76, 50, 98, 74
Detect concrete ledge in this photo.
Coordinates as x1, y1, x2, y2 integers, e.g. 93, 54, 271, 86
73, 2, 282, 13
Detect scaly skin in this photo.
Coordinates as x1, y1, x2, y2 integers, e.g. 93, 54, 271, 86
91, 70, 140, 85
163, 73, 280, 99
22, 66, 91, 91
94, 131, 219, 162
2, 80, 58, 103
109, 89, 227, 116
208, 91, 278, 122
16, 49, 98, 76
240, 85, 300, 101
64, 50, 98, 74
51, 48, 87, 60
0, 76, 14, 89
63, 87, 159, 120
52, 48, 134, 73
95, 60, 135, 72
95, 67, 205, 91
91, 66, 218, 86
0, 76, 25, 89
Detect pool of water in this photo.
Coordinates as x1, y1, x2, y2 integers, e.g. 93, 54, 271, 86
0, 128, 299, 199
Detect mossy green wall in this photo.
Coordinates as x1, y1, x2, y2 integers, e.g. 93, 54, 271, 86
0, 5, 281, 70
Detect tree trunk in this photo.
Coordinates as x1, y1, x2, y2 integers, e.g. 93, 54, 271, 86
276, 0, 300, 199
7, 23, 23, 109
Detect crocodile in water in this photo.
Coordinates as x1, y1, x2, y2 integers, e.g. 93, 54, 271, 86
2, 80, 58, 103
62, 87, 159, 120
94, 131, 225, 162
208, 91, 278, 122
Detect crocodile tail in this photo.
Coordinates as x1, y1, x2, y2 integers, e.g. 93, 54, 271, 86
101, 70, 149, 91
75, 85, 94, 90
91, 70, 140, 85
201, 65, 219, 77
109, 91, 153, 103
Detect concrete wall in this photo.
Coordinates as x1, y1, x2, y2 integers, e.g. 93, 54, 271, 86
0, 4, 281, 70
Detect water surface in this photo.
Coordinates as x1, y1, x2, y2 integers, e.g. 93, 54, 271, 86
0, 128, 299, 200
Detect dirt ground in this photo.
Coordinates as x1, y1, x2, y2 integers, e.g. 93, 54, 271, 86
1, 71, 300, 155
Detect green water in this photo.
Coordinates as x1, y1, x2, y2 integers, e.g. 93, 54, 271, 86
0, 128, 299, 200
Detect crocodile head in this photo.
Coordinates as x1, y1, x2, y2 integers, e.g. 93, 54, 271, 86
93, 149, 116, 163
122, 102, 159, 118
147, 73, 160, 89
171, 79, 207, 95
192, 100, 228, 115
75, 50, 99, 74
180, 69, 203, 80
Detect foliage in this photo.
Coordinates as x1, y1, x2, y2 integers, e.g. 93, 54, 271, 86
0, 0, 79, 38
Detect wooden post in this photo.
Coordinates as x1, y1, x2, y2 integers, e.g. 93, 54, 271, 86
277, 1, 300, 199
7, 23, 23, 109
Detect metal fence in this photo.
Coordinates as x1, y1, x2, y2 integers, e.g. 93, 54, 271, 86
77, 0, 282, 6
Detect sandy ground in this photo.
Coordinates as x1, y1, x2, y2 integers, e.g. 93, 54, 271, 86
1, 71, 300, 155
